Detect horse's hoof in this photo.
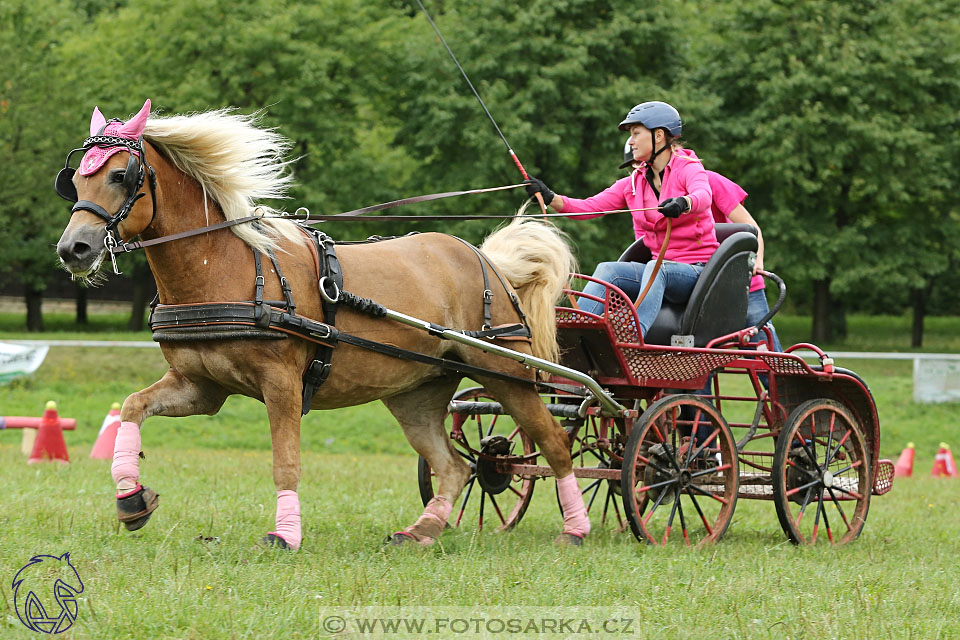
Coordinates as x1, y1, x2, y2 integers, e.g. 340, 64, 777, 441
116, 485, 160, 532
554, 532, 584, 547
262, 533, 291, 550
384, 531, 432, 547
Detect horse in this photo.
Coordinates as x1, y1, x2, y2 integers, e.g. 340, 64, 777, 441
54, 99, 592, 549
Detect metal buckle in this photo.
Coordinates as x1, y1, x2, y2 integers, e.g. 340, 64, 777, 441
104, 232, 122, 275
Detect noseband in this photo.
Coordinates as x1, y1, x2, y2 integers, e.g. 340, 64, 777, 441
55, 126, 158, 273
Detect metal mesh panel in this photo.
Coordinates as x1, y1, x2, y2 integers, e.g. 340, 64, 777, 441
622, 349, 739, 382
873, 459, 895, 495
605, 288, 641, 344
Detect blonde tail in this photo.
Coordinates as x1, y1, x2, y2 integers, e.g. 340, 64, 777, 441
480, 215, 577, 363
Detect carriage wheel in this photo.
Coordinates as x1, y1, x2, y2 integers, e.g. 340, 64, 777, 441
772, 399, 871, 545
621, 395, 739, 546
556, 415, 628, 530
417, 387, 537, 532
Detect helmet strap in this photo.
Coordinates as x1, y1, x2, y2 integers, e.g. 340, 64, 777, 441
646, 129, 671, 166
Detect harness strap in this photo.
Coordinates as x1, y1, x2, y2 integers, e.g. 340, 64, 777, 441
150, 301, 578, 395
450, 236, 531, 337
298, 227, 343, 415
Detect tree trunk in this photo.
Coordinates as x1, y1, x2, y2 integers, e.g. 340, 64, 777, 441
910, 287, 926, 348
128, 262, 153, 331
811, 278, 830, 343
829, 295, 847, 340
25, 287, 44, 332
75, 283, 88, 325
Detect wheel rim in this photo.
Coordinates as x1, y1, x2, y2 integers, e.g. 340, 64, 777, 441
417, 387, 537, 532
558, 415, 627, 530
621, 395, 739, 546
773, 399, 871, 545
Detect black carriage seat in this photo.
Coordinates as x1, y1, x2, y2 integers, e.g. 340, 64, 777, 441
618, 223, 759, 347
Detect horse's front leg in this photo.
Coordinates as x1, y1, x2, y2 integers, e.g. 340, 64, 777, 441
116, 369, 228, 531
260, 375, 305, 551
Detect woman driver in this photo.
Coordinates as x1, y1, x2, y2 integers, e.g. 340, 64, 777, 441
524, 101, 717, 340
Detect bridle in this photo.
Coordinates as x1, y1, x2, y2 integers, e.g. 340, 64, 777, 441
55, 124, 157, 273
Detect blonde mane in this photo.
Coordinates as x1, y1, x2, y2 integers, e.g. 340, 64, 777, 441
143, 109, 304, 253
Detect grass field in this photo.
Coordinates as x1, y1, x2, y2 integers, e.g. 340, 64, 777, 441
2, 314, 959, 638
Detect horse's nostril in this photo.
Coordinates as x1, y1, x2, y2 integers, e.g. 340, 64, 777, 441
58, 241, 92, 263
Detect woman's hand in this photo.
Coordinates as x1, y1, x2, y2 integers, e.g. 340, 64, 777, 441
523, 177, 556, 204
657, 196, 690, 218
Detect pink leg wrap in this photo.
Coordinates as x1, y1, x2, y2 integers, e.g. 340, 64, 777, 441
111, 421, 141, 494
269, 490, 302, 550
400, 496, 452, 546
557, 474, 591, 538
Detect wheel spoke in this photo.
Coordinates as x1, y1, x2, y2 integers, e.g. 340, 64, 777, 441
689, 428, 720, 466
684, 409, 705, 467
661, 489, 681, 544
785, 478, 821, 498
830, 485, 864, 500
687, 483, 731, 505
795, 485, 814, 526
826, 486, 851, 530
820, 494, 833, 543
641, 484, 672, 524
826, 430, 852, 467
684, 487, 714, 536
675, 491, 690, 545
691, 462, 733, 479
456, 477, 477, 527
488, 492, 506, 525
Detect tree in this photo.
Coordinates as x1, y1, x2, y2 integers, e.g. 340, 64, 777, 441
392, 0, 694, 264
0, 0, 84, 330
693, 0, 960, 343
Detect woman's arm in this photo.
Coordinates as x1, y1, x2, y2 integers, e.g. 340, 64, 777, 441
727, 204, 765, 273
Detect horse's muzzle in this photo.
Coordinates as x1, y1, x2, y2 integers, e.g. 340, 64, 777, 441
57, 227, 106, 274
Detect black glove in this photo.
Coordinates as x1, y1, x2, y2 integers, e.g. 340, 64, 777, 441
523, 177, 555, 204
658, 196, 690, 218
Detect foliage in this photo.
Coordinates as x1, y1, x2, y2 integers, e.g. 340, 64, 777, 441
1, 0, 958, 335
692, 0, 960, 317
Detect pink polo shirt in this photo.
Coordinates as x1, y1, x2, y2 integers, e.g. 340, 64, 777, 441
559, 148, 719, 264
707, 171, 764, 292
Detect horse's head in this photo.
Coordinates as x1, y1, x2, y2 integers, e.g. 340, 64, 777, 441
56, 99, 156, 281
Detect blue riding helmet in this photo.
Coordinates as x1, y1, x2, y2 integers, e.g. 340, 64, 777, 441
618, 101, 682, 136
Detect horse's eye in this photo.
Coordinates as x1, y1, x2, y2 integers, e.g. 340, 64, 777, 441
112, 172, 126, 184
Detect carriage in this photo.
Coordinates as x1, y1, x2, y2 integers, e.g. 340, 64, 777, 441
417, 223, 895, 546
55, 101, 893, 549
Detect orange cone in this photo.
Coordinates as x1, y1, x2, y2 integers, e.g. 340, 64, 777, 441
28, 401, 70, 464
931, 443, 958, 478
894, 442, 915, 477
89, 402, 122, 460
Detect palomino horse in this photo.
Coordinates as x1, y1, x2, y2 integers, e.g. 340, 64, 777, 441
55, 100, 592, 549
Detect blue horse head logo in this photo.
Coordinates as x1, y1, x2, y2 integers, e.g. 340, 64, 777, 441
12, 553, 84, 634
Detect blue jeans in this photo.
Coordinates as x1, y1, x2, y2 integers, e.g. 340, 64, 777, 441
579, 261, 705, 337
746, 289, 782, 352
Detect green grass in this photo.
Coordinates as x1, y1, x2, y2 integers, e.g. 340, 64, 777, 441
1, 446, 958, 639
2, 320, 960, 638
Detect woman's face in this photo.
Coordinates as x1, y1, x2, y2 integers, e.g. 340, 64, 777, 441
628, 124, 663, 162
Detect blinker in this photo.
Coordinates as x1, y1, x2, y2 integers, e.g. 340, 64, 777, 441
55, 167, 78, 202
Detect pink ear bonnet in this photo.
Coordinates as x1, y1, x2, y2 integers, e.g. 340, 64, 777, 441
78, 99, 151, 176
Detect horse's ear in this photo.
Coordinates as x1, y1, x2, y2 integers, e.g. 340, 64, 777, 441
118, 99, 151, 139
90, 107, 106, 136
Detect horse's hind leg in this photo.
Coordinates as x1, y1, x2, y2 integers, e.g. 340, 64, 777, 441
476, 378, 590, 545
117, 369, 229, 531
382, 377, 468, 546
